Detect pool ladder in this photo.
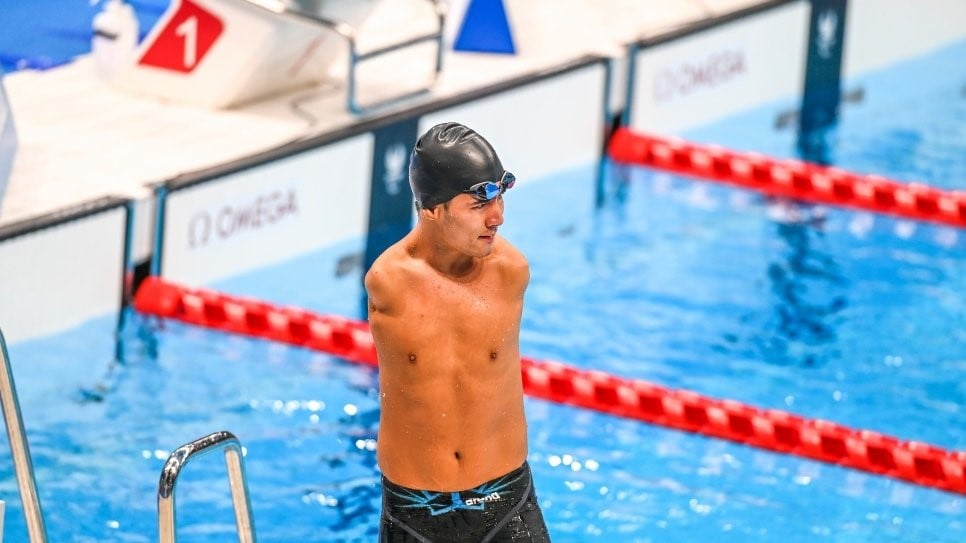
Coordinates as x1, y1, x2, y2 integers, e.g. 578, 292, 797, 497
2, 327, 256, 542
0, 328, 48, 542
158, 430, 257, 543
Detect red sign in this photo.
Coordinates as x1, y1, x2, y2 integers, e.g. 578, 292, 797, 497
138, 0, 224, 73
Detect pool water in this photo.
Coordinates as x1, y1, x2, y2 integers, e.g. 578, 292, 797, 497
0, 0, 167, 72
1, 36, 964, 543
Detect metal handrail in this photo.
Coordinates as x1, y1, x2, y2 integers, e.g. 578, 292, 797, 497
158, 430, 256, 543
0, 328, 48, 542
242, 0, 447, 114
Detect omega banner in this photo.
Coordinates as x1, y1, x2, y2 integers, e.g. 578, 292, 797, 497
627, 1, 809, 135
160, 134, 373, 286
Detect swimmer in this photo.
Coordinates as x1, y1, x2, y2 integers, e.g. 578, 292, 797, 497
365, 122, 550, 542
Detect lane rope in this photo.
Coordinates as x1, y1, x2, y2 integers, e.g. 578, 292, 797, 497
608, 127, 966, 229
134, 277, 965, 495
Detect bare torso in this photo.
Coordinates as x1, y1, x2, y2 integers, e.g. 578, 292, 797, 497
366, 232, 529, 491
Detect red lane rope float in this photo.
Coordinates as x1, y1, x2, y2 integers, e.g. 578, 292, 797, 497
134, 276, 966, 495
608, 127, 966, 229
134, 276, 380, 367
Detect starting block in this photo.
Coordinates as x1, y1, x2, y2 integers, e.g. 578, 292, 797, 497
102, 0, 446, 112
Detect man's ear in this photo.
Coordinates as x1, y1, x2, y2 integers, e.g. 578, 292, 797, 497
420, 205, 442, 222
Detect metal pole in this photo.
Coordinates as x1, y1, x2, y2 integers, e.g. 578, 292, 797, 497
239, 0, 446, 114
224, 447, 256, 540
0, 329, 48, 542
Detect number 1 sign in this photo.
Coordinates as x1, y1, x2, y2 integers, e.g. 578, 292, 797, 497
138, 0, 225, 73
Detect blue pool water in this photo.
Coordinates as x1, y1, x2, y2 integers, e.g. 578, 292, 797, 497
0, 0, 167, 73
2, 36, 964, 543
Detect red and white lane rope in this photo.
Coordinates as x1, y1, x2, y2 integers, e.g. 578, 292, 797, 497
608, 127, 966, 229
133, 277, 966, 495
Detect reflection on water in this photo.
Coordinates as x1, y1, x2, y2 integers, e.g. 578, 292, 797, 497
758, 201, 849, 366
797, 126, 837, 166
78, 307, 159, 403
588, 163, 852, 368
304, 402, 381, 541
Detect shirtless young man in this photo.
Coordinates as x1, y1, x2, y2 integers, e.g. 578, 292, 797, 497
365, 122, 550, 542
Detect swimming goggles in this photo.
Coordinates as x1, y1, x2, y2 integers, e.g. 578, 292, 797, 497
462, 171, 516, 201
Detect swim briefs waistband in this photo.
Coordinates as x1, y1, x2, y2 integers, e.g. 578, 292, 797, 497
379, 462, 550, 542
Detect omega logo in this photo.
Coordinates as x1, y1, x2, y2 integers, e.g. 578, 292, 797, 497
188, 189, 299, 248
653, 49, 747, 102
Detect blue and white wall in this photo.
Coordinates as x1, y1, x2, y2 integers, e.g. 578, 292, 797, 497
625, 1, 810, 135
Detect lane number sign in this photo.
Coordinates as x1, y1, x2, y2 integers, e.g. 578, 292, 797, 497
139, 0, 224, 73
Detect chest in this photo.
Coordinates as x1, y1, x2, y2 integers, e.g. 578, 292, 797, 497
403, 274, 520, 340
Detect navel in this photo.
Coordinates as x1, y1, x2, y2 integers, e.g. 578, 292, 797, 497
408, 353, 417, 363
489, 351, 498, 360
454, 451, 462, 461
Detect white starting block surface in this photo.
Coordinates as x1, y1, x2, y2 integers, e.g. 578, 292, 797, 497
0, 0, 764, 227
108, 0, 383, 108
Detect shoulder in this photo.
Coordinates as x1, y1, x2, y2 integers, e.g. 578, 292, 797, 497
493, 237, 530, 289
365, 244, 412, 310
497, 237, 528, 274
364, 249, 393, 285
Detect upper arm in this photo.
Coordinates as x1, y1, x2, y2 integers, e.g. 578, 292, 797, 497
499, 239, 530, 298
364, 262, 391, 315
514, 254, 530, 299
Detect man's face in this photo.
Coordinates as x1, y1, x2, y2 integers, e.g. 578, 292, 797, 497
436, 193, 505, 257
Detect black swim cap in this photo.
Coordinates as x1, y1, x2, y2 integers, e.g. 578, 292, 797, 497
409, 122, 505, 209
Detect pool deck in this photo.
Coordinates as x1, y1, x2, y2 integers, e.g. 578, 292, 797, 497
0, 0, 766, 228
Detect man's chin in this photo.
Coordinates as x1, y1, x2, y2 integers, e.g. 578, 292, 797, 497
474, 243, 494, 258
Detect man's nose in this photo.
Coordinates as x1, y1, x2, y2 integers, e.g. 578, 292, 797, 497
486, 200, 504, 228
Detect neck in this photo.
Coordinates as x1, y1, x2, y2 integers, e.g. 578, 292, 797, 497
409, 222, 481, 279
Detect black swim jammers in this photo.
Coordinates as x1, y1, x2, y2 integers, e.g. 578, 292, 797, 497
379, 462, 550, 542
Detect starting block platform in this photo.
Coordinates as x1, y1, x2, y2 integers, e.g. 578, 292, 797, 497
104, 0, 445, 111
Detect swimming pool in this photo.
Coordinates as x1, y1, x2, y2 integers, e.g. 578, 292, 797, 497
2, 39, 964, 543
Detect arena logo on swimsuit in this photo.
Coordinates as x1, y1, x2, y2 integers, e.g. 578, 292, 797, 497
652, 49, 747, 102
187, 189, 298, 248
463, 492, 501, 507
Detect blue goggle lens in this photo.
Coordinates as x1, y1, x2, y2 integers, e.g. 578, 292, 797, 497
464, 171, 516, 201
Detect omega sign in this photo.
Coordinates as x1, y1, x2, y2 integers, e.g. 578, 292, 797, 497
188, 189, 299, 248
653, 49, 747, 102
